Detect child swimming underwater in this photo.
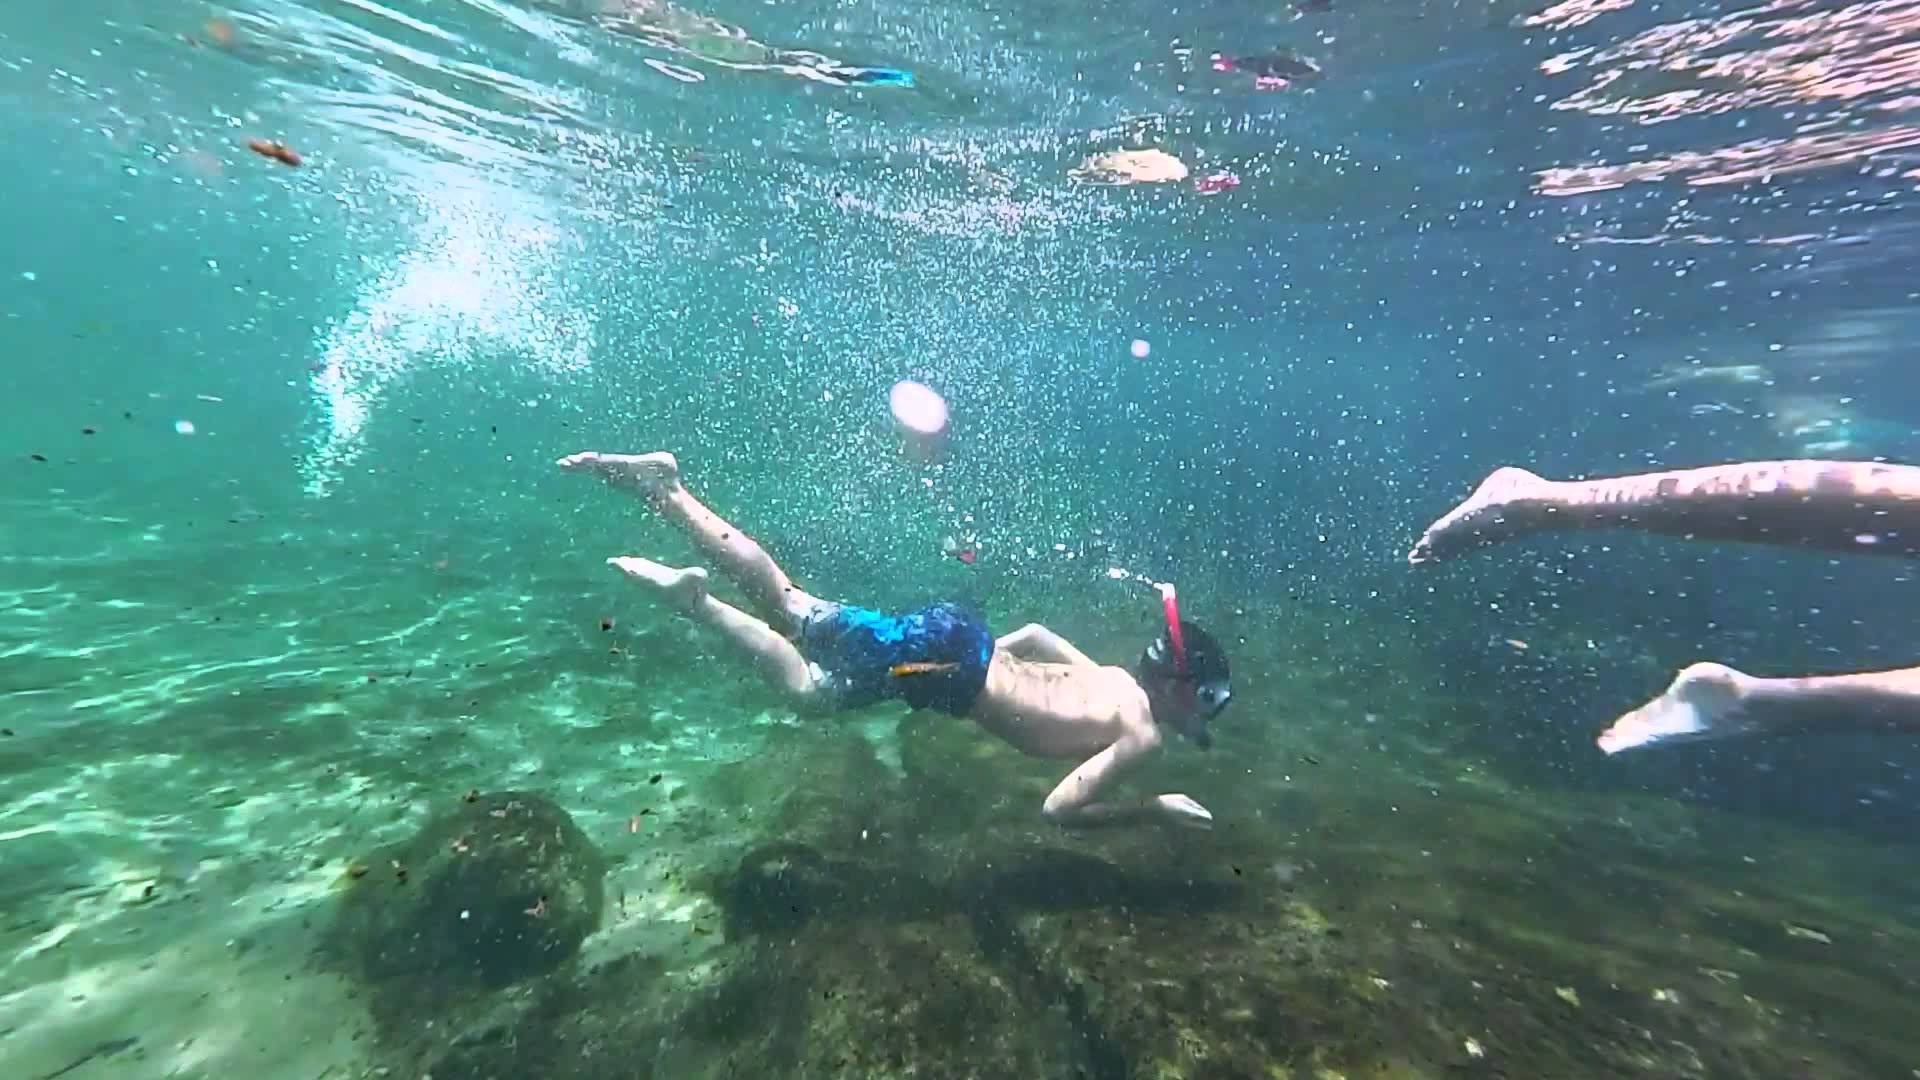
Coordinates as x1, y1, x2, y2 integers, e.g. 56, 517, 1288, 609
559, 450, 1231, 829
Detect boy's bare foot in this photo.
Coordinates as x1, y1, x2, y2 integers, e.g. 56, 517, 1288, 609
1597, 661, 1750, 754
1154, 793, 1214, 829
1407, 466, 1549, 565
608, 556, 709, 612
558, 451, 682, 497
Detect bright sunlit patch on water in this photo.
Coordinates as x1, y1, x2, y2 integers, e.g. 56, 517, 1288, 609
302, 178, 595, 497
888, 379, 948, 437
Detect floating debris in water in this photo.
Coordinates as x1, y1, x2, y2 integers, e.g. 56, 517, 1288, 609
1130, 338, 1151, 359
247, 138, 303, 167
183, 18, 237, 48
1463, 1036, 1485, 1059
1554, 985, 1582, 1007
1194, 171, 1241, 195
1211, 50, 1324, 90
941, 534, 978, 565
1784, 923, 1833, 943
1069, 148, 1188, 185
174, 419, 196, 435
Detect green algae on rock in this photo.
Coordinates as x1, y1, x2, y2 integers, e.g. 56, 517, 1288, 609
327, 790, 606, 992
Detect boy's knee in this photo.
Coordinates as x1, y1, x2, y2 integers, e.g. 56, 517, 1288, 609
783, 676, 830, 715
781, 590, 826, 625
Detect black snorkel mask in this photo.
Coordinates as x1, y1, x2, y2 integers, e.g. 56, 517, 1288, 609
1142, 584, 1233, 748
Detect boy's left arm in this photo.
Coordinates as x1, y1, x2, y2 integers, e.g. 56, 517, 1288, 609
995, 623, 1098, 667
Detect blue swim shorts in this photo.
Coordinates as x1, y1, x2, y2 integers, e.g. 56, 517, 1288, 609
795, 601, 994, 715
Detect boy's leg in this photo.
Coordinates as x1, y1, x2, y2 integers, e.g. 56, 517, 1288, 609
608, 556, 821, 707
560, 451, 822, 629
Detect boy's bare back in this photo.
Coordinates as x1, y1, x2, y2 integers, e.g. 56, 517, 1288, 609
969, 653, 1152, 759
966, 625, 1214, 829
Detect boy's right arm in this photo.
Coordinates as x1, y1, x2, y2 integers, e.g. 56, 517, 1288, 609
1039, 734, 1214, 829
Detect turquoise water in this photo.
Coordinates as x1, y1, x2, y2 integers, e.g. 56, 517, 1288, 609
6, 0, 1920, 1076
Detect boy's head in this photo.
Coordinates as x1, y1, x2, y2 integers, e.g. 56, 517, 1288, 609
1137, 618, 1233, 748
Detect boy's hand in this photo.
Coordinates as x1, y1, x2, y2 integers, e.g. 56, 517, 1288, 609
1154, 793, 1214, 829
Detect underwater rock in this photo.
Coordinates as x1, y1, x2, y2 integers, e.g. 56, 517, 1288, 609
674, 916, 1083, 1079
716, 841, 858, 934
383, 720, 1870, 1079
1014, 883, 1386, 1078
426, 862, 1083, 1079
328, 790, 606, 992
702, 726, 900, 845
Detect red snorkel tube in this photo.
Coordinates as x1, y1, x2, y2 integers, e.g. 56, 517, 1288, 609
1157, 582, 1190, 676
